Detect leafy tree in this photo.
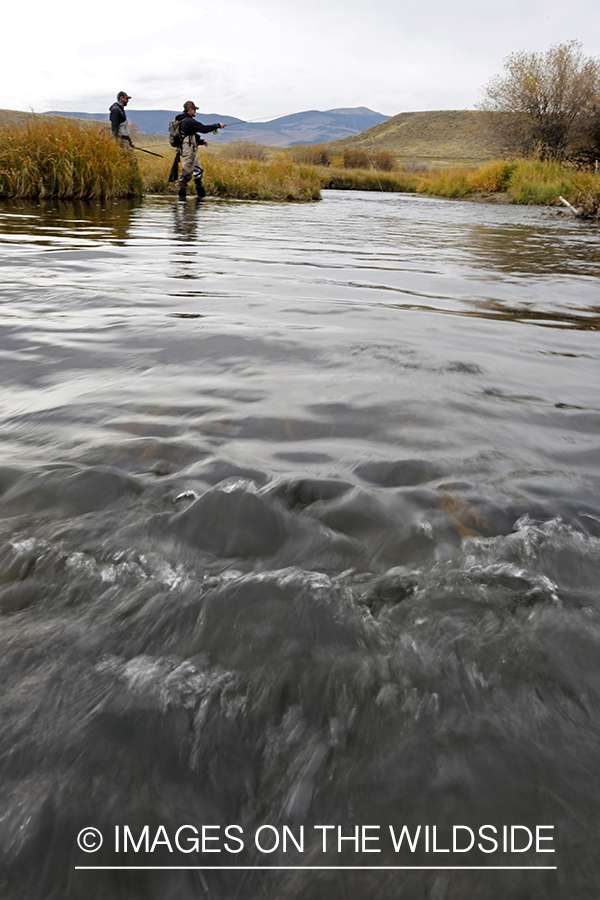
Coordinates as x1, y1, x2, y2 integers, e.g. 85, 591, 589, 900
478, 40, 600, 160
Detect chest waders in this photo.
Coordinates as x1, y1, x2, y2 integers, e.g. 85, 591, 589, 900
178, 135, 205, 199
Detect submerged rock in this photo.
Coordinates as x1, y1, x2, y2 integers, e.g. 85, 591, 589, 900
170, 487, 288, 558
0, 466, 142, 519
355, 458, 442, 488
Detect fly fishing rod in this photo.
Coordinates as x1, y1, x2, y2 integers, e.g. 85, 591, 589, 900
135, 147, 164, 158
216, 114, 286, 128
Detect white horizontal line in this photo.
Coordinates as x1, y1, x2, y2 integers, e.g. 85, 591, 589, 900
75, 866, 557, 871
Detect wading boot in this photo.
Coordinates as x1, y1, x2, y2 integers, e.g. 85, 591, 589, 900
194, 175, 205, 199
178, 187, 187, 201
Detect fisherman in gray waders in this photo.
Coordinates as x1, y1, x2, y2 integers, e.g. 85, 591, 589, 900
176, 101, 226, 199
109, 92, 136, 153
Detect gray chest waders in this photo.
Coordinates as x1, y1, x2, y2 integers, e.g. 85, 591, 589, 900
178, 136, 205, 198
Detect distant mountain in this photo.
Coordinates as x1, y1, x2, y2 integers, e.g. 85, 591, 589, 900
43, 110, 244, 134
43, 107, 390, 147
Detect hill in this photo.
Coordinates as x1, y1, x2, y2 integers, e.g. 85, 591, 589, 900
43, 107, 389, 146
333, 110, 494, 166
0, 108, 106, 130
0, 109, 33, 128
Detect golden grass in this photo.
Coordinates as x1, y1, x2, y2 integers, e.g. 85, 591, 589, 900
137, 144, 600, 206
321, 166, 419, 192
0, 117, 143, 199
138, 145, 322, 201
222, 140, 269, 161
416, 158, 598, 205
2, 116, 595, 208
285, 143, 397, 171
206, 154, 322, 200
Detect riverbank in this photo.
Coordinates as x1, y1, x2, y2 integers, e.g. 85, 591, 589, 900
139, 141, 600, 207
141, 149, 322, 201
1, 119, 598, 208
312, 156, 599, 207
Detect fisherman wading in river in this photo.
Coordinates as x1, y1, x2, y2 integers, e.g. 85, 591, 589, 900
109, 91, 136, 153
176, 101, 226, 199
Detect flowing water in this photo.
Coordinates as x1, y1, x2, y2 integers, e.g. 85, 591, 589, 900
0, 191, 599, 900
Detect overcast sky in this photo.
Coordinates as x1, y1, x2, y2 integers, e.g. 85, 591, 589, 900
1, 0, 598, 120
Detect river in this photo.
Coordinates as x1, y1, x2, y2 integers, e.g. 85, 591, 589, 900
0, 191, 599, 900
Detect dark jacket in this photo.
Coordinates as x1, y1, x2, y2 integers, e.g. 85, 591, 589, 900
176, 111, 220, 145
109, 101, 131, 142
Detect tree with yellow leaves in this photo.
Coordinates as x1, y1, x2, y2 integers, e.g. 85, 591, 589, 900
478, 40, 600, 161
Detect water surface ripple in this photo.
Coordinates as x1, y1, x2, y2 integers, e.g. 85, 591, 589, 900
0, 192, 599, 900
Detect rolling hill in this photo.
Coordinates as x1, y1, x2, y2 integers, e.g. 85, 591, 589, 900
332, 110, 494, 165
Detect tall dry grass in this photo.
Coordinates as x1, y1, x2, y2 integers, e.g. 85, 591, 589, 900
340, 148, 397, 171
0, 118, 143, 199
286, 144, 397, 171
288, 144, 334, 167
221, 140, 269, 161
502, 158, 587, 205
416, 158, 598, 205
206, 154, 322, 200
312, 153, 598, 204
322, 168, 419, 192
139, 148, 322, 201
10, 117, 592, 208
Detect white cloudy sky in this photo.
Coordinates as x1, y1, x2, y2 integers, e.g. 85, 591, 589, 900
1, 0, 597, 119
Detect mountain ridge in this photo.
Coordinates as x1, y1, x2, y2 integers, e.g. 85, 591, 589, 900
42, 107, 389, 146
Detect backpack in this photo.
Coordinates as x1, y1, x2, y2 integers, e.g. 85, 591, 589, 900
168, 119, 183, 149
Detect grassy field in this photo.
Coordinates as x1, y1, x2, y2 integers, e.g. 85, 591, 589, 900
1, 109, 597, 208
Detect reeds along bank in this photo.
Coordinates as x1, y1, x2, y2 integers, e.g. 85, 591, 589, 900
138, 148, 323, 201
416, 158, 600, 205
4, 115, 596, 206
0, 118, 143, 199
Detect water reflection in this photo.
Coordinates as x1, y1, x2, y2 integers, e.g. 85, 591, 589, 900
0, 197, 143, 247
172, 197, 205, 242
464, 218, 600, 278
